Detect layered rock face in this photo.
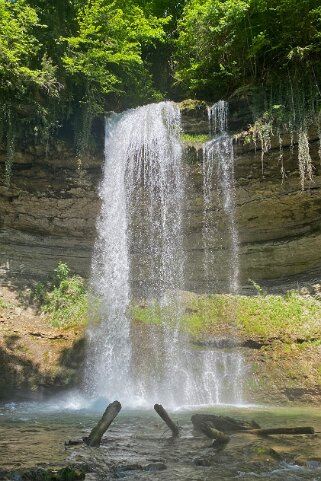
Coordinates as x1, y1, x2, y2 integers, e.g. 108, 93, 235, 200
0, 149, 101, 281
1, 107, 321, 291
184, 140, 321, 292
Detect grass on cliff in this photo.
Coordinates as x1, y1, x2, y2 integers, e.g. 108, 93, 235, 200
33, 262, 88, 328
180, 133, 209, 144
33, 262, 321, 340
132, 291, 321, 342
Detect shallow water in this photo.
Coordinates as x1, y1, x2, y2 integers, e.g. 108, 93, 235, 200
1, 399, 321, 480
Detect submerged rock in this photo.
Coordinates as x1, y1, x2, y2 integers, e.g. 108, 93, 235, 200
3, 467, 86, 481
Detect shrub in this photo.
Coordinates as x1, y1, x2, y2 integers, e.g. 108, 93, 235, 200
34, 262, 88, 328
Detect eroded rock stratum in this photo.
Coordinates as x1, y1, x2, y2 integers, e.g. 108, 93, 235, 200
1, 113, 321, 291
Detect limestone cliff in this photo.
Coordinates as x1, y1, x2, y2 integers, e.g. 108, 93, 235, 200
0, 105, 321, 292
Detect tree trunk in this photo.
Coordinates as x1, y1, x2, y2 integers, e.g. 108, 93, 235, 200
198, 422, 231, 444
83, 400, 122, 447
154, 404, 180, 437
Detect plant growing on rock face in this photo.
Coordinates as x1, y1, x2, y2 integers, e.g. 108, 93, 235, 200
34, 262, 88, 328
0, 0, 62, 184
175, 0, 321, 188
248, 279, 265, 296
180, 133, 209, 144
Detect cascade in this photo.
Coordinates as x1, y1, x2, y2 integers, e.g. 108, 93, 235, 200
85, 101, 243, 408
203, 101, 239, 292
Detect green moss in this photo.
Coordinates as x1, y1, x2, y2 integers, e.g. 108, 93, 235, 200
178, 99, 208, 112
180, 133, 209, 144
0, 298, 9, 310
132, 294, 236, 337
131, 303, 162, 325
131, 292, 321, 342
236, 292, 321, 340
254, 447, 281, 460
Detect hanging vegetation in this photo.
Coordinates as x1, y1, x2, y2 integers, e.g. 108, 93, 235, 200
175, 0, 321, 187
0, 0, 320, 185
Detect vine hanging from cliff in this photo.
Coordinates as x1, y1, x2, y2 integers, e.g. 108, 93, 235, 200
242, 74, 320, 189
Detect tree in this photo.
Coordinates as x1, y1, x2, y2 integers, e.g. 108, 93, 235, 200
61, 0, 169, 155
175, 0, 321, 103
0, 0, 60, 181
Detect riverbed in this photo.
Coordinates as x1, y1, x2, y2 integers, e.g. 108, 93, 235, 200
1, 398, 321, 480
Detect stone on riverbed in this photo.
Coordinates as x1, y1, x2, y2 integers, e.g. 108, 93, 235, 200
2, 466, 86, 481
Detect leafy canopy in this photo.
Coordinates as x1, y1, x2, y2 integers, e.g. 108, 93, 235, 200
175, 0, 321, 99
0, 0, 321, 171
62, 0, 168, 97
0, 0, 59, 94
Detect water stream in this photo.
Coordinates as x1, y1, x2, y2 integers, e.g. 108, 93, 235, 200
203, 100, 239, 292
84, 101, 243, 409
2, 402, 321, 481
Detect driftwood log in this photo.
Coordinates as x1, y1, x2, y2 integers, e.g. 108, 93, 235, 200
197, 422, 231, 447
192, 414, 314, 438
83, 400, 122, 447
244, 427, 315, 436
192, 414, 260, 433
154, 404, 180, 437
65, 439, 83, 447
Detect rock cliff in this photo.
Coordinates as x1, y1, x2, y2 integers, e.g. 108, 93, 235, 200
1, 104, 321, 292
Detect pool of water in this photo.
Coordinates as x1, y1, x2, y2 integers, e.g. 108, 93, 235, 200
1, 396, 321, 480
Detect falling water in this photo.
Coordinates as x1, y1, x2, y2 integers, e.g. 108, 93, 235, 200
199, 101, 243, 405
85, 101, 243, 408
203, 101, 240, 292
208, 100, 228, 135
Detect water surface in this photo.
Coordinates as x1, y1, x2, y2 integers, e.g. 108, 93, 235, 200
1, 400, 321, 480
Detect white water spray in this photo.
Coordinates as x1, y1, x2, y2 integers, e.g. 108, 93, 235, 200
85, 101, 243, 408
203, 101, 240, 292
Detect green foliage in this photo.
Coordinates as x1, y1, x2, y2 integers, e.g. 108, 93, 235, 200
175, 0, 250, 97
34, 262, 88, 328
0, 0, 320, 173
0, 0, 62, 183
61, 0, 168, 156
175, 0, 321, 100
63, 0, 167, 95
0, 0, 169, 170
132, 291, 321, 342
0, 0, 42, 84
174, 0, 321, 187
180, 133, 209, 143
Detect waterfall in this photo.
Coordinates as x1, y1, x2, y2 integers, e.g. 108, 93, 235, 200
198, 100, 243, 406
84, 101, 243, 409
203, 101, 239, 292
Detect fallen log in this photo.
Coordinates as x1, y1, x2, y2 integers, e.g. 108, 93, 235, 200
244, 427, 315, 436
198, 422, 231, 446
83, 400, 122, 447
191, 414, 260, 433
154, 404, 180, 437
